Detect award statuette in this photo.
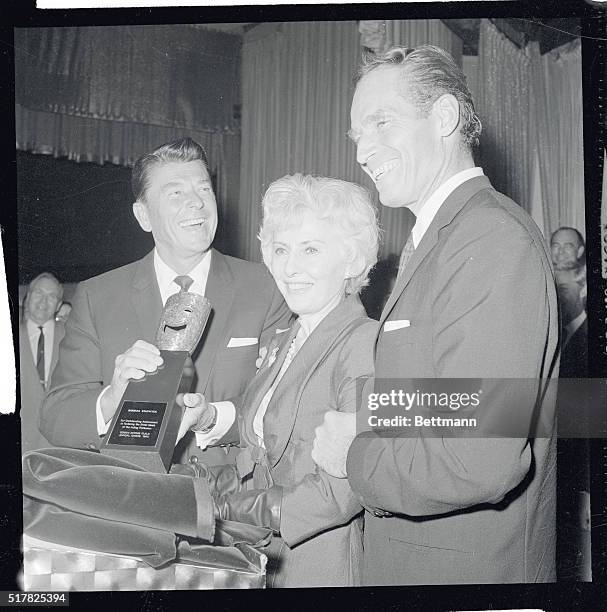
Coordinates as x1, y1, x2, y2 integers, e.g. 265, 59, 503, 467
100, 285, 211, 473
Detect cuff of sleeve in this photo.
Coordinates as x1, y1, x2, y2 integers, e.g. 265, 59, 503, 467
96, 386, 112, 436
194, 401, 236, 450
192, 477, 216, 542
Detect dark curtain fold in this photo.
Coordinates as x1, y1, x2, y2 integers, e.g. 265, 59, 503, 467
14, 25, 243, 259
15, 26, 241, 132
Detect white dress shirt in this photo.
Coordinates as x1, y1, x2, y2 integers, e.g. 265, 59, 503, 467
27, 318, 55, 385
153, 248, 211, 304
195, 293, 343, 450
96, 249, 212, 435
411, 167, 484, 248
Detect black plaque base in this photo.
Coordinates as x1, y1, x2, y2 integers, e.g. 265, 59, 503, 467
99, 350, 191, 473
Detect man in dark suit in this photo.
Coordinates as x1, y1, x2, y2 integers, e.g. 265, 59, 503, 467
551, 227, 586, 309
19, 272, 65, 453
312, 45, 559, 584
557, 281, 587, 379
555, 280, 590, 581
40, 138, 291, 467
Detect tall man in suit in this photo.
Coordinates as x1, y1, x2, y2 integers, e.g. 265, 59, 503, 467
41, 138, 291, 467
19, 272, 65, 453
312, 46, 559, 584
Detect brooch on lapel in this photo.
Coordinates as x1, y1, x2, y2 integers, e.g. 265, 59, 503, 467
256, 346, 268, 369
267, 346, 280, 368
255, 343, 280, 372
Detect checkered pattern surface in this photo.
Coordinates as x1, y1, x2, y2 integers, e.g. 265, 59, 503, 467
21, 537, 266, 591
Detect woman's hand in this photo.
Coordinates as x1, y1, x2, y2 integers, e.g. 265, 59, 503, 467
176, 393, 216, 443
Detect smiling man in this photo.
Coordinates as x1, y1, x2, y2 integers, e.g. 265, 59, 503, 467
40, 138, 291, 467
19, 272, 65, 453
312, 46, 559, 584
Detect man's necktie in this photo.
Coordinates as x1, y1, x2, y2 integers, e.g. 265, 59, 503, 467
36, 326, 45, 387
173, 275, 194, 293
397, 232, 416, 281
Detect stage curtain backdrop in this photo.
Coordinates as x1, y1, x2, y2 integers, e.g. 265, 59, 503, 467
239, 20, 462, 262
15, 26, 240, 132
529, 38, 585, 240
476, 20, 532, 217
476, 20, 584, 243
14, 26, 241, 253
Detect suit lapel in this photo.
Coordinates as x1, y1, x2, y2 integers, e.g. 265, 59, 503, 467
19, 319, 36, 379
379, 176, 493, 332
50, 322, 65, 374
193, 249, 236, 392
238, 322, 300, 449
263, 296, 367, 467
131, 251, 163, 343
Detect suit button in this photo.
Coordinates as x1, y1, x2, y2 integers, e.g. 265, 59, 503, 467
189, 455, 199, 464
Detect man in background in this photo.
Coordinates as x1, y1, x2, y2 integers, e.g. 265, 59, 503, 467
19, 272, 65, 453
312, 45, 559, 584
40, 137, 291, 467
551, 227, 587, 306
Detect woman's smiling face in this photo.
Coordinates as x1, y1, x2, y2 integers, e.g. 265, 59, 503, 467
268, 211, 350, 316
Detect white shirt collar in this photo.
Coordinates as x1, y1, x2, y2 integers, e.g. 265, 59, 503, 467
411, 167, 484, 248
153, 248, 212, 305
564, 310, 586, 346
26, 317, 55, 336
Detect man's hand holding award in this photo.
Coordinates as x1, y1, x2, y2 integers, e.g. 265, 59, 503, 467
100, 278, 211, 473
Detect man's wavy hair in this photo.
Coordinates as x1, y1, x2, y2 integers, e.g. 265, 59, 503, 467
356, 45, 482, 149
259, 174, 380, 296
131, 137, 210, 202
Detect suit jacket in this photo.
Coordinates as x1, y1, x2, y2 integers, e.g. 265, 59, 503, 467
559, 317, 587, 379
346, 176, 560, 585
19, 314, 65, 454
40, 249, 291, 466
221, 295, 376, 587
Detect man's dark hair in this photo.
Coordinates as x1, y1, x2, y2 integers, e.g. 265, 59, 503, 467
355, 45, 482, 148
131, 137, 209, 202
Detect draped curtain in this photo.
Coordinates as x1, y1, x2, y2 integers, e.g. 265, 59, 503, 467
476, 20, 532, 214
476, 20, 584, 242
238, 21, 363, 261
387, 20, 463, 65
529, 38, 585, 239
239, 20, 463, 262
15, 26, 240, 131
14, 26, 242, 241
